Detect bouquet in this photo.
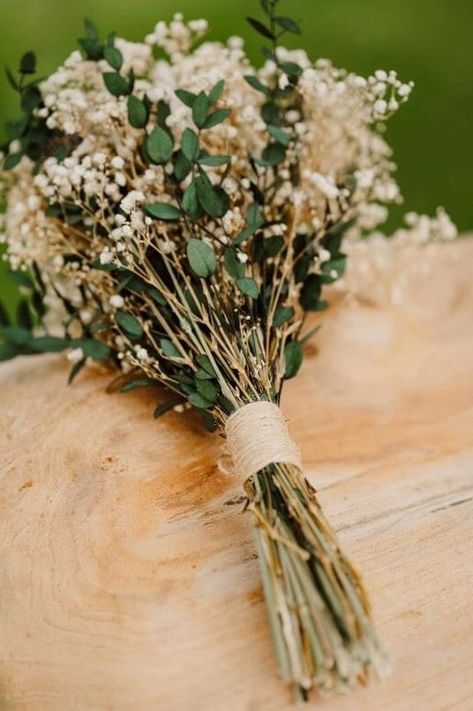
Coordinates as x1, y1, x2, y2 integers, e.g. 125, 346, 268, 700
0, 1, 456, 701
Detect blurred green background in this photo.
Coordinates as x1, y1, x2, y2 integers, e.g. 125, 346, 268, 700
0, 0, 472, 310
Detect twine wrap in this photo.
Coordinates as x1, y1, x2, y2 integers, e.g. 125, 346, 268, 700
225, 401, 302, 482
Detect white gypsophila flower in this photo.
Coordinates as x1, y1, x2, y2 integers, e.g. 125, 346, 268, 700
109, 294, 125, 309
337, 208, 458, 305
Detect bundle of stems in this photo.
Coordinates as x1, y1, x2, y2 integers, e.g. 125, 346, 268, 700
0, 1, 399, 700
248, 464, 389, 700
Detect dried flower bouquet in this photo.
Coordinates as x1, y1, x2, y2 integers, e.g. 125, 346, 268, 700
0, 1, 457, 701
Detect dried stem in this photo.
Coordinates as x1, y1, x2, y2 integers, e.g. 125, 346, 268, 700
244, 461, 391, 701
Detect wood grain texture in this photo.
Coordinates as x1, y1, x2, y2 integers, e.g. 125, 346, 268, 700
0, 240, 472, 711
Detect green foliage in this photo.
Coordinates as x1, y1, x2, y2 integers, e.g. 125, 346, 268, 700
143, 202, 182, 220
181, 128, 200, 161
127, 95, 149, 128
116, 311, 143, 339
145, 125, 174, 163
103, 71, 130, 96
284, 340, 303, 379
192, 92, 210, 128
187, 239, 217, 278
236, 277, 260, 298
273, 306, 294, 327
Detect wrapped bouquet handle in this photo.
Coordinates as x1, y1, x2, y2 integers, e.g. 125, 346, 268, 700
225, 401, 302, 479
226, 402, 389, 698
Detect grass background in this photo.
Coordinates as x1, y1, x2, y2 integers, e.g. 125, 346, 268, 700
0, 0, 472, 309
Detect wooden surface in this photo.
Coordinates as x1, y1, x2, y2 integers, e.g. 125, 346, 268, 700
0, 240, 472, 711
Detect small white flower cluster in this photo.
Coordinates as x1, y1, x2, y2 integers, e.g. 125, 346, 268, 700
146, 13, 209, 59
0, 14, 457, 366
338, 208, 458, 305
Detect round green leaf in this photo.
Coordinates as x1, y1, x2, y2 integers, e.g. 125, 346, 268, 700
284, 340, 303, 379
145, 126, 174, 163
103, 72, 130, 97
187, 239, 217, 278
127, 95, 148, 129
236, 277, 259, 298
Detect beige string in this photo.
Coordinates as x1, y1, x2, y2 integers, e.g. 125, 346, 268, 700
224, 401, 302, 482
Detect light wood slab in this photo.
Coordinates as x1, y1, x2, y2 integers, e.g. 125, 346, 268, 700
0, 240, 472, 711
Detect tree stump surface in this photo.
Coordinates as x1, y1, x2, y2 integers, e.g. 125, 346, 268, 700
0, 240, 472, 711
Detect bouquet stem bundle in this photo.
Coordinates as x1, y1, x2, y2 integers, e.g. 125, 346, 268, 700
247, 461, 389, 700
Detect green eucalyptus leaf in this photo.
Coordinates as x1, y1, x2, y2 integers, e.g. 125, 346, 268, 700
3, 153, 22, 170
68, 357, 86, 384
246, 17, 275, 40
73, 338, 110, 361
321, 256, 347, 284
161, 338, 182, 358
195, 174, 229, 218
195, 378, 218, 404
192, 92, 210, 128
261, 101, 279, 125
201, 410, 218, 432
181, 128, 200, 161
21, 86, 42, 112
188, 392, 214, 410
224, 247, 245, 279
175, 89, 197, 108
182, 181, 200, 219
120, 378, 155, 392
187, 239, 217, 278
103, 72, 130, 97
261, 143, 286, 166
281, 61, 303, 78
247, 202, 264, 228
154, 398, 184, 418
273, 306, 294, 328
236, 277, 259, 299
208, 79, 225, 104
143, 202, 182, 220
104, 45, 123, 71
284, 340, 303, 379
79, 37, 103, 61
116, 311, 143, 340
127, 95, 149, 128
299, 274, 322, 311
202, 108, 231, 130
195, 368, 213, 380
244, 75, 270, 97
197, 153, 230, 167
1, 325, 31, 346
195, 354, 216, 377
145, 125, 174, 163
274, 16, 301, 34
30, 335, 69, 352
267, 125, 292, 146
173, 150, 193, 181
263, 234, 284, 257
19, 51, 36, 74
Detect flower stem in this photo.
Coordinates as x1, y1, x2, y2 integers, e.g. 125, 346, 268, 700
244, 462, 391, 701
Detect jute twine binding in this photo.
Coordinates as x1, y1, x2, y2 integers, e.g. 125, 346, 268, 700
224, 401, 302, 482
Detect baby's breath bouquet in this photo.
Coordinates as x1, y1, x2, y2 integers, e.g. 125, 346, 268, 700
0, 1, 456, 701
